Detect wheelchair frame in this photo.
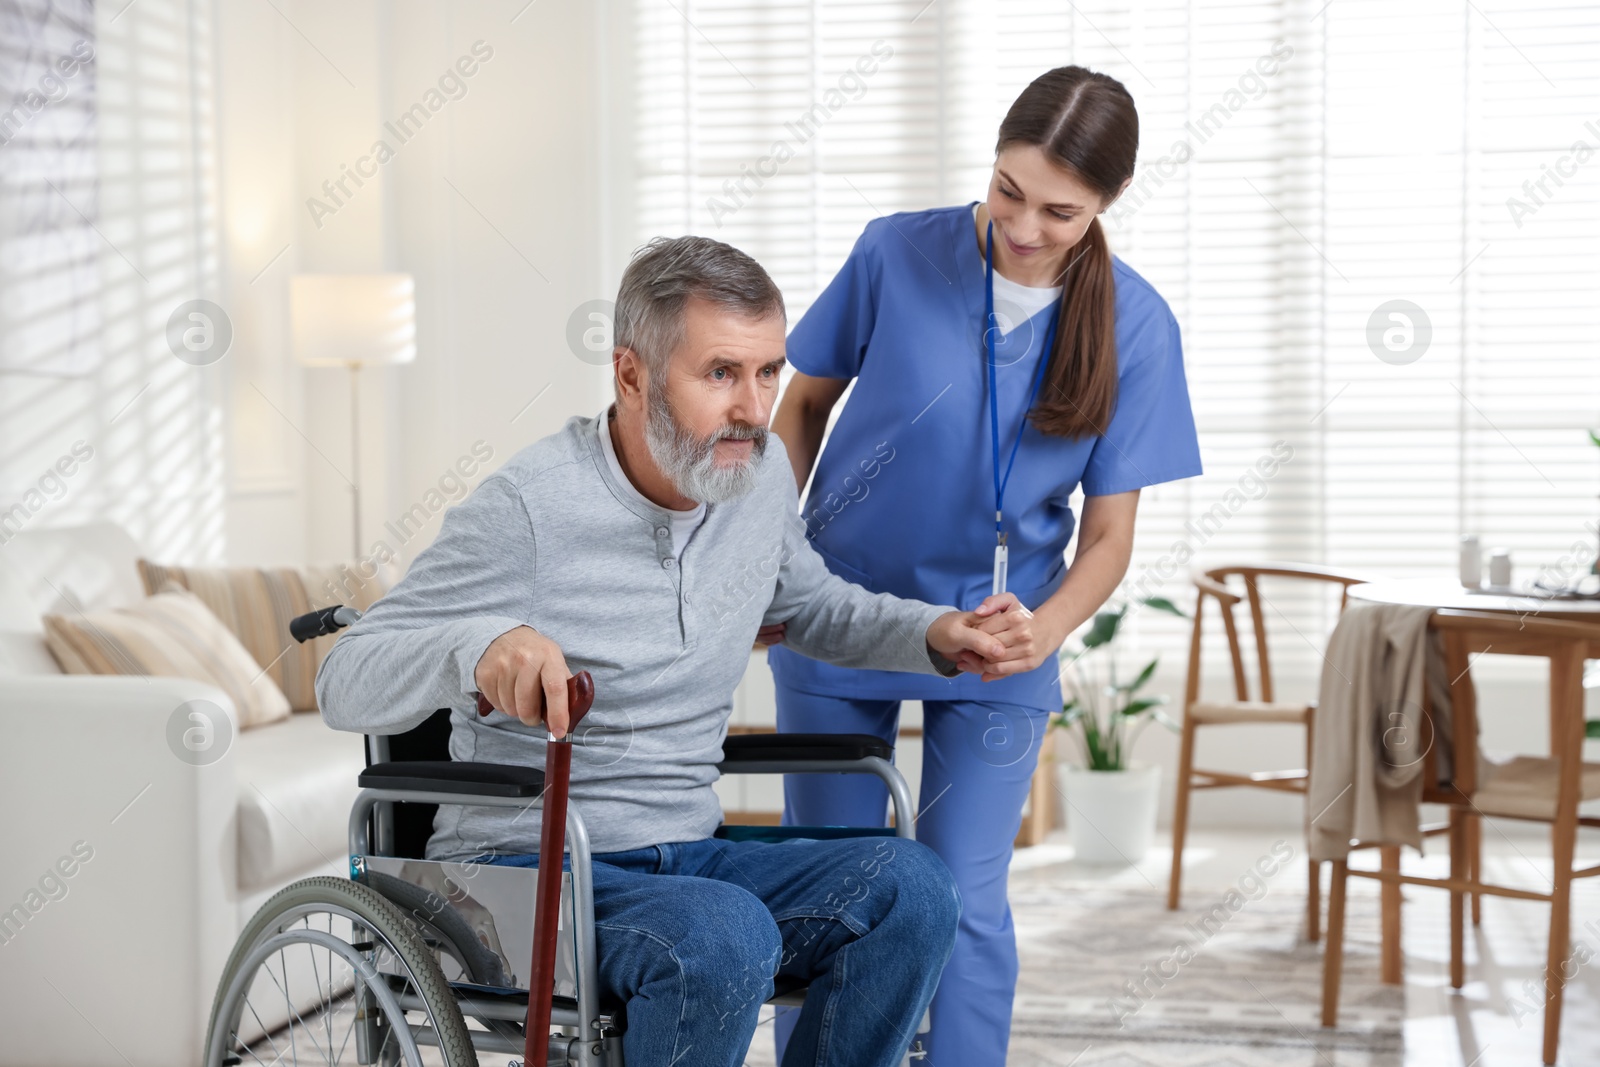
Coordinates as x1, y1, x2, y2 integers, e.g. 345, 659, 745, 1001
206, 726, 925, 1067
348, 732, 920, 1065
206, 604, 933, 1067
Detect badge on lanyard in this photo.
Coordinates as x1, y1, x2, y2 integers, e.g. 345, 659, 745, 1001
985, 218, 1059, 596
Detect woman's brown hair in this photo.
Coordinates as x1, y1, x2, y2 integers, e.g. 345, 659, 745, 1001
996, 66, 1138, 439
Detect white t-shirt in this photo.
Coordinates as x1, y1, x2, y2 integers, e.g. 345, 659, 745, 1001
598, 406, 705, 559
971, 202, 1062, 334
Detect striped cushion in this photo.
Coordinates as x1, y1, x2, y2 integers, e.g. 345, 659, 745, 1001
137, 559, 394, 713
43, 589, 292, 730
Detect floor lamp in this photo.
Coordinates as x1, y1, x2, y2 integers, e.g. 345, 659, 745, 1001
290, 274, 417, 559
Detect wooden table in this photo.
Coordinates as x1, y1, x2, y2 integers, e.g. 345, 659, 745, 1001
1336, 578, 1600, 988
1348, 577, 1600, 628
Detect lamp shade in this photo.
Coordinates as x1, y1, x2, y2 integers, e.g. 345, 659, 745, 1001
290, 274, 417, 367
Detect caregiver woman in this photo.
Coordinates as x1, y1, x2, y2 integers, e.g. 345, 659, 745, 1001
766, 66, 1203, 1064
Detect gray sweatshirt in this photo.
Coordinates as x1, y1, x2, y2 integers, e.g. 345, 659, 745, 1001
315, 409, 958, 858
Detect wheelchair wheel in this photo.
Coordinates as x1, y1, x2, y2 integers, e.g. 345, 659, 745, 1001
204, 876, 475, 1067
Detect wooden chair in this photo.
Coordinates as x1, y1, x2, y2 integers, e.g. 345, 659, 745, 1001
1320, 609, 1600, 1065
1166, 562, 1371, 940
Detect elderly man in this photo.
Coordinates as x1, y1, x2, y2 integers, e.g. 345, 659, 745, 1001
316, 234, 1037, 1066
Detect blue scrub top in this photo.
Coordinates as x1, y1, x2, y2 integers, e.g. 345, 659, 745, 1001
767, 203, 1204, 711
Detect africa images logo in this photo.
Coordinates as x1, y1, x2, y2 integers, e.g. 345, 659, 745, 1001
166, 699, 234, 766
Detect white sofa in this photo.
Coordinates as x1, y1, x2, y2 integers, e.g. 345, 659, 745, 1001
0, 523, 366, 1067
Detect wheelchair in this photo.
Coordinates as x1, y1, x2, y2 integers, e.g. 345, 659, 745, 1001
203, 606, 930, 1066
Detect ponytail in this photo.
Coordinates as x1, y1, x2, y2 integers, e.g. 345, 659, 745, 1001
1031, 215, 1117, 438
996, 65, 1137, 440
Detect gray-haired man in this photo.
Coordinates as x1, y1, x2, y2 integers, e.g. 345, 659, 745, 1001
316, 235, 1037, 1065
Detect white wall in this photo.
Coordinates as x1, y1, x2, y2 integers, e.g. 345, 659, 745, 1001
214, 0, 615, 574
213, 0, 305, 565
379, 0, 617, 568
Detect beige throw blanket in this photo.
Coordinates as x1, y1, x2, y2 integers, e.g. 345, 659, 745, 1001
1307, 601, 1459, 861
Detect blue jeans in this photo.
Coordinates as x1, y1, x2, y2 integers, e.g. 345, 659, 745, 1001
774, 690, 1051, 1067
477, 833, 959, 1066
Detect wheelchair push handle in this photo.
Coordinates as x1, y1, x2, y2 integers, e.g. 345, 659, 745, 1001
289, 605, 362, 643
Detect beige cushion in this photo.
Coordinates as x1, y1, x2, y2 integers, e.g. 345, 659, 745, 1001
138, 558, 394, 713
234, 711, 366, 891
42, 589, 292, 729
1188, 700, 1312, 725
1472, 755, 1600, 821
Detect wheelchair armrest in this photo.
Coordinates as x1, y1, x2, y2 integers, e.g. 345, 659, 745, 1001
720, 732, 893, 764
358, 761, 546, 798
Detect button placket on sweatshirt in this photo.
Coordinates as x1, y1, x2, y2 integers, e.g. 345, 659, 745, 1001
653, 518, 686, 643
673, 505, 710, 645
590, 405, 692, 645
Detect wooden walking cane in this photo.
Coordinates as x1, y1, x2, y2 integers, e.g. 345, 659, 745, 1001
477, 673, 596, 1067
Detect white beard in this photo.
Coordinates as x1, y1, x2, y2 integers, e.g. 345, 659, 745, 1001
643, 386, 767, 504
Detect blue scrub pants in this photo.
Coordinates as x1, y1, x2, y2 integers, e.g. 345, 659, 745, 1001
771, 686, 1050, 1067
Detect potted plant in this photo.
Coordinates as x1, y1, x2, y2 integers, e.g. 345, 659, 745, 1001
1051, 595, 1187, 864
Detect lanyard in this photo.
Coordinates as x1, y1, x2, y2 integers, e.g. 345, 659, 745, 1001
986, 218, 1059, 595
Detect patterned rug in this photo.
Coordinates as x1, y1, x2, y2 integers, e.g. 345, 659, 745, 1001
1005, 859, 1403, 1067
742, 857, 1403, 1066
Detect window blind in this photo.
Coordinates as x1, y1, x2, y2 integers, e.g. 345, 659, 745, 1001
631, 0, 1600, 688
0, 0, 224, 562
0, 0, 100, 376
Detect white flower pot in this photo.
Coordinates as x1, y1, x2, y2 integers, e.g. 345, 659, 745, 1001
1058, 762, 1161, 865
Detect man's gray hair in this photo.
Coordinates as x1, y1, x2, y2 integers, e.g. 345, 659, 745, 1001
612, 235, 785, 379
